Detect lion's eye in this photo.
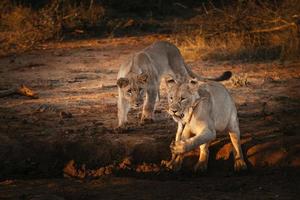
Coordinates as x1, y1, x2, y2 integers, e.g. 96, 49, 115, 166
127, 89, 132, 95
139, 88, 143, 93
181, 97, 186, 102
169, 96, 173, 102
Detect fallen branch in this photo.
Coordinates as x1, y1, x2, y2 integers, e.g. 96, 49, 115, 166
0, 84, 39, 99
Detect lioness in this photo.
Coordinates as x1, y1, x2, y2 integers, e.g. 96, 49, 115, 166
164, 76, 247, 172
116, 41, 231, 129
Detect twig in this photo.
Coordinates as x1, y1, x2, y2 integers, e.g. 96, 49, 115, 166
173, 2, 187, 9
251, 23, 297, 33
89, 0, 94, 10
0, 85, 39, 99
247, 16, 290, 25
208, 0, 235, 19
202, 3, 208, 15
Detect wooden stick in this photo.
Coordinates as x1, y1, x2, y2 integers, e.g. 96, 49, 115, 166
0, 85, 38, 99
251, 23, 297, 33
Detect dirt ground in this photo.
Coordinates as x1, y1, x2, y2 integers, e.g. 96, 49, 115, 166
0, 35, 300, 200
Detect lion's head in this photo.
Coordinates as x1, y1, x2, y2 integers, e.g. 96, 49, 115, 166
117, 73, 149, 109
164, 75, 202, 120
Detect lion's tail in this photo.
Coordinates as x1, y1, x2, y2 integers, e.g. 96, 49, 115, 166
208, 71, 232, 81
185, 64, 232, 82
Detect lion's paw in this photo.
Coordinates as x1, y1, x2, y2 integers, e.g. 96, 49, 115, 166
140, 117, 154, 125
114, 123, 130, 133
169, 161, 182, 172
162, 159, 182, 172
234, 159, 247, 172
170, 141, 186, 154
194, 161, 208, 172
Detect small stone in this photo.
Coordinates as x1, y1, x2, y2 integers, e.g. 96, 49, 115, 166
60, 111, 72, 119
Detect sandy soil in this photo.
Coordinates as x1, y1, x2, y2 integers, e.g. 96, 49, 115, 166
0, 35, 300, 199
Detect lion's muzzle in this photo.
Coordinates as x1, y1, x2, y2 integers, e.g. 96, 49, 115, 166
169, 109, 184, 119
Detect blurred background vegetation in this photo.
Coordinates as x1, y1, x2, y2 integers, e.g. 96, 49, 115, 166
0, 0, 299, 62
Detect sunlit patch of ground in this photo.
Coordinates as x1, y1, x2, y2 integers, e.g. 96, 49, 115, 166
0, 35, 300, 199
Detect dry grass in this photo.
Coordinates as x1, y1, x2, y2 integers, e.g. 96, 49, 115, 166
0, 0, 299, 62
59, 2, 105, 29
230, 74, 249, 87
171, 0, 300, 62
0, 7, 58, 53
0, 0, 105, 56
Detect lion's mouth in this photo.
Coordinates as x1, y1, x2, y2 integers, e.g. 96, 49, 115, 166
170, 112, 184, 119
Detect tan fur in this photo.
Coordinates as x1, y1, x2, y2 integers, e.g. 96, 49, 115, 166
164, 77, 247, 172
116, 41, 231, 129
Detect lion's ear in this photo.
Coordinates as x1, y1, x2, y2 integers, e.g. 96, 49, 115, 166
117, 78, 129, 88
188, 77, 199, 90
164, 74, 176, 88
137, 73, 148, 84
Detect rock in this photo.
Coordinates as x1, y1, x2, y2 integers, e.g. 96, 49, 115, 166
60, 111, 72, 119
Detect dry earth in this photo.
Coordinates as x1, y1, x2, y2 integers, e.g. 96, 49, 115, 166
0, 35, 300, 200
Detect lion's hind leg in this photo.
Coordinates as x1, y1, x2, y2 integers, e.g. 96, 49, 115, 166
228, 115, 247, 172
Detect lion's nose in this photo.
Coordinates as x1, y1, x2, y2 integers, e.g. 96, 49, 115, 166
171, 109, 177, 114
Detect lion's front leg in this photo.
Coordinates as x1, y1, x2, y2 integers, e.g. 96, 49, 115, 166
163, 140, 181, 171
165, 124, 189, 171
168, 122, 184, 166
116, 94, 130, 131
172, 126, 216, 154
194, 143, 209, 172
175, 122, 184, 141
163, 142, 184, 172
140, 87, 158, 124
